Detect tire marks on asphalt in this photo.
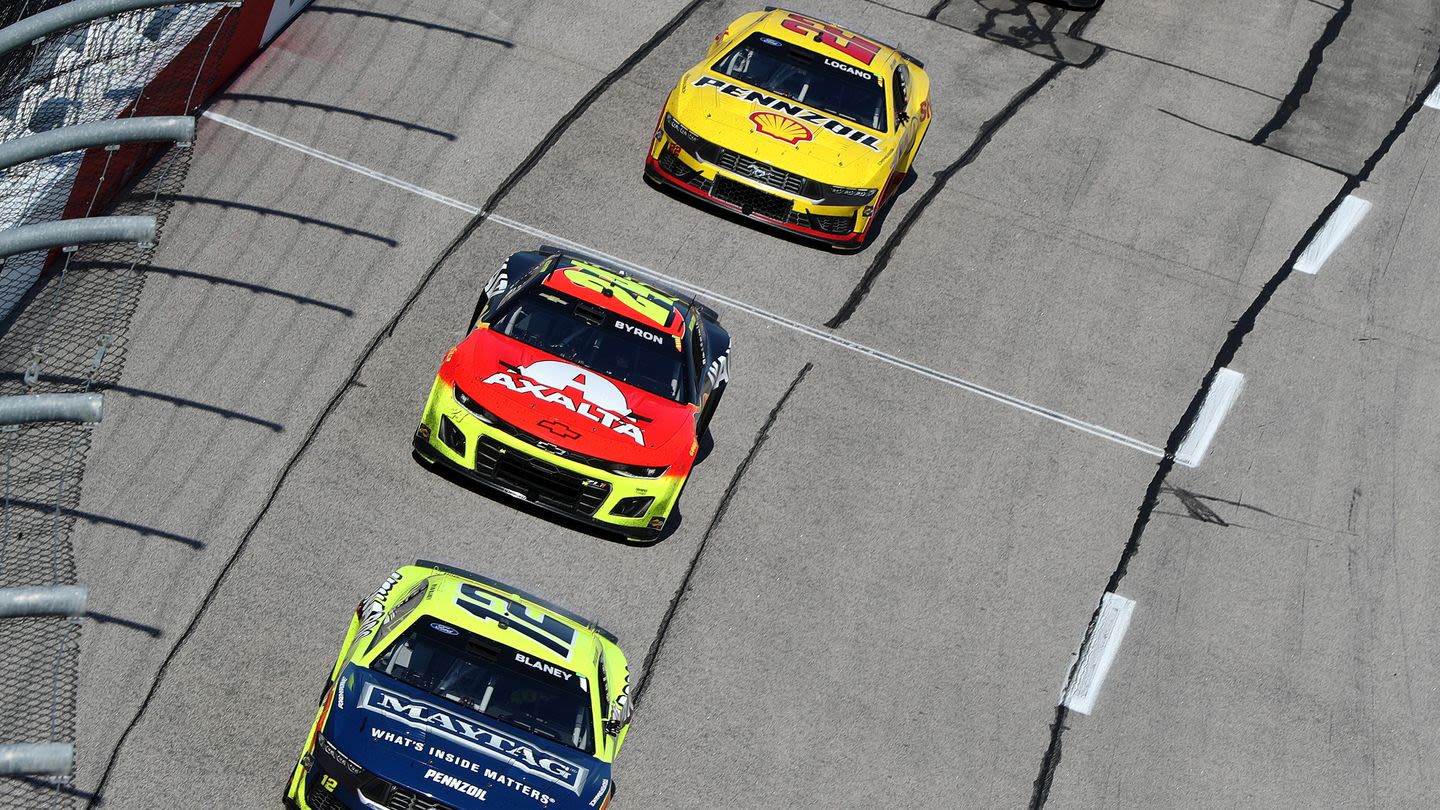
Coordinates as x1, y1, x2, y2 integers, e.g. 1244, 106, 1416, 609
631, 362, 814, 711
1251, 0, 1355, 144
1027, 47, 1440, 810
825, 49, 1095, 329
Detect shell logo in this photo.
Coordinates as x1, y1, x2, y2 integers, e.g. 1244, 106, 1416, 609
749, 111, 813, 145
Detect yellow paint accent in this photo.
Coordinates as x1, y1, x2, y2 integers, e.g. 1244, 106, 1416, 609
560, 262, 678, 329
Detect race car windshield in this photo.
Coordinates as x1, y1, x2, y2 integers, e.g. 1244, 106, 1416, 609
491, 290, 689, 402
372, 620, 595, 754
713, 33, 887, 132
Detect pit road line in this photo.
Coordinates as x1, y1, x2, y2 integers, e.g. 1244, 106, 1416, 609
200, 110, 1168, 460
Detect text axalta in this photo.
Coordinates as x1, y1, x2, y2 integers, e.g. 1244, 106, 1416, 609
482, 370, 645, 445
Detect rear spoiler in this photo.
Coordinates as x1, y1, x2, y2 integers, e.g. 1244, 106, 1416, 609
415, 559, 619, 643
539, 244, 630, 277
763, 6, 925, 68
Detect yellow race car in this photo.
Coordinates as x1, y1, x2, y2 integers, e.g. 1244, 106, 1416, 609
646, 7, 932, 249
286, 561, 631, 810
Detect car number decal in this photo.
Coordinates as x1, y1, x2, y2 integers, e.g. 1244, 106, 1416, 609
780, 13, 882, 66
456, 582, 578, 659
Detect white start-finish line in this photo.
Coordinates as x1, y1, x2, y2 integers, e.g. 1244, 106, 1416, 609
1174, 367, 1244, 468
1294, 195, 1371, 275
201, 110, 1182, 461
1062, 592, 1136, 715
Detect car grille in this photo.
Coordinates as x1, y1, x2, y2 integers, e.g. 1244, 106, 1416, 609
464, 402, 629, 474
380, 784, 454, 810
659, 148, 704, 187
716, 149, 806, 195
353, 777, 458, 810
304, 781, 349, 810
474, 436, 610, 516
711, 175, 793, 221
791, 211, 856, 234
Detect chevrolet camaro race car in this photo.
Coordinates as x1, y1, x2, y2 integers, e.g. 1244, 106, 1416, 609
414, 247, 731, 541
645, 7, 932, 248
286, 561, 631, 810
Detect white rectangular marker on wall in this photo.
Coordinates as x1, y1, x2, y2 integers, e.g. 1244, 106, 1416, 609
1426, 84, 1440, 110
1062, 592, 1135, 716
1174, 367, 1244, 468
1295, 195, 1371, 275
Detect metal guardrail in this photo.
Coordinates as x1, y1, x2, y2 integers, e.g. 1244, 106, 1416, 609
0, 392, 103, 425
0, 0, 217, 58
0, 0, 243, 798
0, 743, 74, 776
0, 115, 194, 170
0, 585, 88, 617
0, 215, 156, 259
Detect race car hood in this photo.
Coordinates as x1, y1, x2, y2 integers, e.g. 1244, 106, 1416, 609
444, 328, 694, 465
672, 70, 895, 182
325, 668, 612, 810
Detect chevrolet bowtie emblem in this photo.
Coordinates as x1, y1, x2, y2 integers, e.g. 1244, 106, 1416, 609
538, 419, 581, 440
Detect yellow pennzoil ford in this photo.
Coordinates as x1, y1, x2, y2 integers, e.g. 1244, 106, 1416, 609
286, 561, 631, 810
646, 7, 932, 249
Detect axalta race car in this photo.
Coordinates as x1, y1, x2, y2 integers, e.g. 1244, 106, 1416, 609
286, 561, 631, 810
645, 7, 932, 249
414, 247, 731, 542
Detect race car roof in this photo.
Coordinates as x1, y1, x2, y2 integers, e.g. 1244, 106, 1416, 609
417, 560, 617, 643
750, 7, 903, 72
540, 258, 689, 338
412, 563, 608, 672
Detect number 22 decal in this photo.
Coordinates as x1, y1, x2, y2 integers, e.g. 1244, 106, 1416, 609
780, 13, 882, 66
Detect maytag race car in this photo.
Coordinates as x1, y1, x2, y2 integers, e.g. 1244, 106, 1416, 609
414, 247, 731, 541
645, 7, 932, 249
286, 561, 631, 810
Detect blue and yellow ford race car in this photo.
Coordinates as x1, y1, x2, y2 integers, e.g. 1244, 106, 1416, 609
286, 562, 631, 810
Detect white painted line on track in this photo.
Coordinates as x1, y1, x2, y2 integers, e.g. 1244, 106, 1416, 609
1062, 592, 1135, 716
203, 111, 1167, 460
1294, 195, 1370, 275
202, 111, 483, 215
1173, 367, 1243, 468
1425, 84, 1440, 110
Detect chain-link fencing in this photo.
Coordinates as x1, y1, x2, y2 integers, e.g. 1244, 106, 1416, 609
0, 1, 246, 806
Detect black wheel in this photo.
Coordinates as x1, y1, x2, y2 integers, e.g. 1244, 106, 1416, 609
697, 384, 725, 438
467, 293, 488, 334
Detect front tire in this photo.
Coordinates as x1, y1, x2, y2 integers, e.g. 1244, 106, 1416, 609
697, 384, 725, 438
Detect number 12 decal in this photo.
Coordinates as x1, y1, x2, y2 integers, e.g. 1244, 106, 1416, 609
780, 13, 882, 66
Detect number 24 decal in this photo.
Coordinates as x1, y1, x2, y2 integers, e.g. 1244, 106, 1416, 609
780, 13, 881, 66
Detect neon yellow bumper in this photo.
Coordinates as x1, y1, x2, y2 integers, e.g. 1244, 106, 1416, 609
415, 377, 684, 540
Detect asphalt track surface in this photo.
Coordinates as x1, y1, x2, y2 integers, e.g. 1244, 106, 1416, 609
60, 0, 1440, 807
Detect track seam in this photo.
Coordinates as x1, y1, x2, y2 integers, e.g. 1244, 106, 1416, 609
631, 362, 813, 710
85, 1, 712, 803
1027, 48, 1440, 810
